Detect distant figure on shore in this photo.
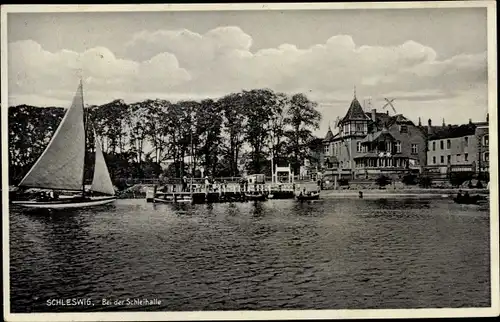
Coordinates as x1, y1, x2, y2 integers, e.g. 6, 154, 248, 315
182, 176, 188, 192
359, 191, 363, 199
205, 176, 210, 192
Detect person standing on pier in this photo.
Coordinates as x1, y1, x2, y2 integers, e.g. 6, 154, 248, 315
204, 176, 210, 192
182, 176, 188, 192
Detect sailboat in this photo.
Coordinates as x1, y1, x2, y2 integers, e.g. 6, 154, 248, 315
12, 81, 116, 209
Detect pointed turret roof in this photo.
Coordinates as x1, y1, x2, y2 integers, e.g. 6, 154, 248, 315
324, 127, 334, 141
340, 97, 369, 124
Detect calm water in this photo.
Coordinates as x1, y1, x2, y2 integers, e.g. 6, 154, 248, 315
9, 197, 491, 312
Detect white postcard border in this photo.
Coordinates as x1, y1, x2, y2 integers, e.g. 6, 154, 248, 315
1, 2, 498, 321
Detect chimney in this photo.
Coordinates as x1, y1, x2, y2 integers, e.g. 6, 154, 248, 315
418, 117, 422, 126
427, 119, 432, 134
442, 118, 445, 126
371, 109, 376, 122
428, 119, 432, 127
469, 118, 472, 125
386, 110, 389, 115
486, 113, 489, 123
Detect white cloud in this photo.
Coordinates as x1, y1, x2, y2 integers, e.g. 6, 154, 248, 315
8, 39, 190, 100
8, 27, 488, 134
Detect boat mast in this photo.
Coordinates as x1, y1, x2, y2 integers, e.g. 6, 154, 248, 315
80, 76, 87, 196
190, 107, 194, 194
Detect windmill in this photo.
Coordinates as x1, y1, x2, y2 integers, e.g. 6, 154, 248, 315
382, 98, 398, 115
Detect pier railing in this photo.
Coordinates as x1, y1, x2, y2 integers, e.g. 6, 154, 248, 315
116, 175, 322, 186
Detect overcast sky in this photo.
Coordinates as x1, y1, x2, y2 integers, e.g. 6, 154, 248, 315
7, 7, 489, 136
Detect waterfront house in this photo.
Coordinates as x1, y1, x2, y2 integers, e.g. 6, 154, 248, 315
322, 94, 427, 179
425, 116, 489, 178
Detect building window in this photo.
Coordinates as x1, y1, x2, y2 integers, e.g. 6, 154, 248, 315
386, 141, 392, 153
456, 154, 461, 163
433, 156, 436, 164
483, 135, 489, 146
446, 139, 451, 149
400, 125, 408, 133
411, 144, 418, 154
395, 141, 401, 153
356, 141, 362, 152
484, 152, 489, 162
324, 145, 329, 154
432, 141, 436, 151
440, 140, 444, 150
464, 137, 469, 147
464, 153, 468, 162
447, 155, 451, 164
440, 155, 444, 164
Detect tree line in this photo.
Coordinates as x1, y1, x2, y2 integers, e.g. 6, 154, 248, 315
8, 89, 322, 187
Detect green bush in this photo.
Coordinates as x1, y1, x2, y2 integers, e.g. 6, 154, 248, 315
338, 178, 349, 186
402, 173, 418, 185
449, 172, 473, 188
375, 175, 391, 188
418, 176, 432, 188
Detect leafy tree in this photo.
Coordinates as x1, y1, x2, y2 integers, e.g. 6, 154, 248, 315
267, 92, 289, 169
219, 92, 248, 177
8, 105, 65, 184
8, 88, 324, 187
241, 89, 277, 174
196, 99, 223, 177
284, 93, 321, 174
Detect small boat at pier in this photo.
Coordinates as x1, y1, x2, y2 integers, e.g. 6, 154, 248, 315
245, 191, 267, 201
296, 191, 320, 201
453, 193, 487, 205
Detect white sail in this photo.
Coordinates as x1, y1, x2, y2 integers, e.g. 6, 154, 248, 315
19, 82, 85, 191
91, 134, 115, 196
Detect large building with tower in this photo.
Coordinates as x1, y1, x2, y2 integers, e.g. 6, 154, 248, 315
322, 93, 428, 179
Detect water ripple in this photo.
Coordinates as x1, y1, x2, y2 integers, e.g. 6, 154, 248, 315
9, 197, 490, 312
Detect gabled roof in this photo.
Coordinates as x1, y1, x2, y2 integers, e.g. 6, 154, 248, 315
387, 114, 415, 127
340, 97, 369, 123
361, 130, 396, 143
428, 123, 476, 140
366, 112, 391, 131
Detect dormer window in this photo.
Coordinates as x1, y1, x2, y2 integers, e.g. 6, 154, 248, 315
399, 125, 408, 133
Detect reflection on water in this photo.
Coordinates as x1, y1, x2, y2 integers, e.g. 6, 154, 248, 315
9, 197, 490, 312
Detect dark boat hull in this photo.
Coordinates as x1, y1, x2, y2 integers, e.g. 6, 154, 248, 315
245, 194, 267, 201
296, 193, 320, 201
453, 195, 486, 205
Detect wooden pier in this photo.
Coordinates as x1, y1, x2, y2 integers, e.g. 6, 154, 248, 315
146, 182, 312, 204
